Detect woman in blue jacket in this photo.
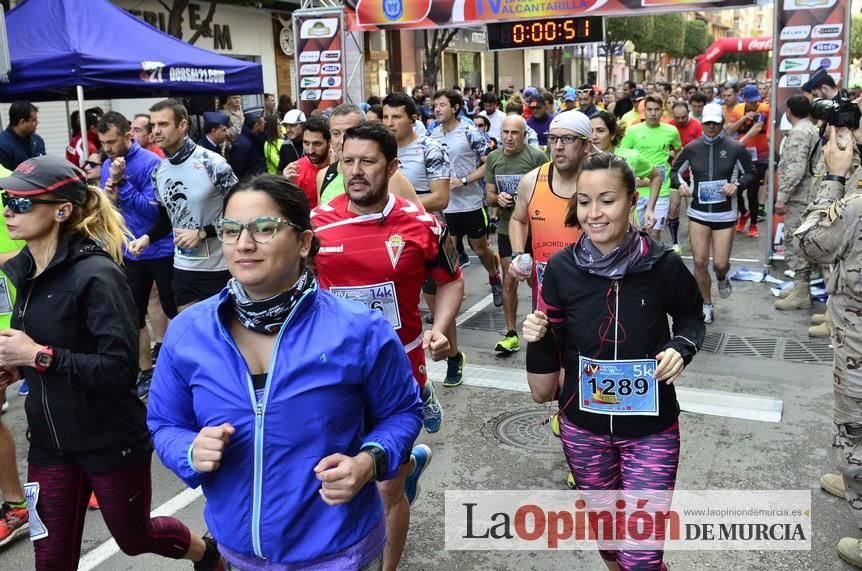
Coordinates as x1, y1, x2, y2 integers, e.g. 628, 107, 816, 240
147, 175, 423, 569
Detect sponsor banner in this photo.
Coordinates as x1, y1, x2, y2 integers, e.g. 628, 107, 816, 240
445, 490, 811, 551
779, 41, 810, 56
778, 58, 810, 72
294, 11, 345, 115
810, 40, 842, 54
810, 56, 842, 71
345, 0, 761, 30
812, 23, 843, 37
779, 25, 811, 40
778, 74, 809, 88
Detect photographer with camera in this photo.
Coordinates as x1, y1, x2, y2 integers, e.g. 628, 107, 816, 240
794, 91, 862, 565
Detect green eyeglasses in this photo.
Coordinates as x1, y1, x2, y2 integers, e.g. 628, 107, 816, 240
215, 216, 303, 244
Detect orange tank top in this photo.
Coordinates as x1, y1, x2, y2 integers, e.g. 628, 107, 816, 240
528, 162, 582, 265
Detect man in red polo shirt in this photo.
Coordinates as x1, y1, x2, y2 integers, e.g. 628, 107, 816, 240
283, 115, 330, 208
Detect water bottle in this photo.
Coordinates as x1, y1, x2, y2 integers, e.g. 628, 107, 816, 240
515, 253, 533, 275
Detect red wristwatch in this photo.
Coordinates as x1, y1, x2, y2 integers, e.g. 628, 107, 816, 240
34, 346, 54, 373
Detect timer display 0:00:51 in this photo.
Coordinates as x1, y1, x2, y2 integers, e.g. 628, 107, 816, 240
512, 19, 589, 43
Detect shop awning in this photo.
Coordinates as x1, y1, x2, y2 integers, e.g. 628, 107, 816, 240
0, 0, 263, 102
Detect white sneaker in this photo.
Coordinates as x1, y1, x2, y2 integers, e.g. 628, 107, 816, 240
703, 304, 714, 324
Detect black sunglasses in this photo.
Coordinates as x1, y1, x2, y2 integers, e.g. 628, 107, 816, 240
2, 193, 69, 214
84, 160, 102, 169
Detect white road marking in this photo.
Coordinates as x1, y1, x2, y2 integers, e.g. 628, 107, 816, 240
427, 361, 783, 423
77, 487, 203, 570
455, 293, 494, 327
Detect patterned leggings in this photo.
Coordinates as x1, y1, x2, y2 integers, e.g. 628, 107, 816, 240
27, 454, 191, 570
560, 417, 680, 571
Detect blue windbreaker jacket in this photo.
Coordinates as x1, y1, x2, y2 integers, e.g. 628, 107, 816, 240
100, 140, 174, 260
147, 282, 422, 564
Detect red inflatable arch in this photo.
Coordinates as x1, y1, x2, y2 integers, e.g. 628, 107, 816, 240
694, 37, 772, 83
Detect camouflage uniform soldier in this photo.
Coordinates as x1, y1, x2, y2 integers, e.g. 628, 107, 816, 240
795, 122, 862, 567
775, 95, 820, 311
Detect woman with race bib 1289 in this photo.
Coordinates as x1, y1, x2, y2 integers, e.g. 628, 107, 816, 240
523, 152, 705, 571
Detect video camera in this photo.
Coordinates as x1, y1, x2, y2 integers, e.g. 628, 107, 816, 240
811, 90, 861, 130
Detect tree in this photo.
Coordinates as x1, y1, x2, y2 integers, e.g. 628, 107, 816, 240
640, 13, 685, 55
852, 14, 862, 61
423, 29, 459, 88
603, 16, 654, 86
681, 20, 709, 60
718, 51, 770, 75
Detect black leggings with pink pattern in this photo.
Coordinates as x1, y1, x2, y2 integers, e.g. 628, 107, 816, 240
27, 454, 190, 570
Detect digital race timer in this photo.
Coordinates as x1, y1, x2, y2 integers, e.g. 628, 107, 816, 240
486, 17, 604, 51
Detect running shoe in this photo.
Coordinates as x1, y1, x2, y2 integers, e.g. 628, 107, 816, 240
489, 218, 499, 234
421, 382, 442, 433
405, 444, 433, 506
137, 369, 153, 400
458, 252, 471, 268
17, 380, 29, 396
703, 303, 714, 324
443, 352, 465, 387
748, 224, 759, 238
671, 244, 682, 255
551, 413, 560, 438
490, 274, 503, 307
718, 276, 732, 299
423, 313, 434, 325
1, 395, 7, 415
757, 204, 766, 219
494, 331, 520, 353
194, 532, 225, 571
566, 472, 576, 489
0, 502, 29, 548
735, 212, 750, 233
88, 492, 100, 510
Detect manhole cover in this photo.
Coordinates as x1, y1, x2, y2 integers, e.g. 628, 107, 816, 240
492, 409, 562, 452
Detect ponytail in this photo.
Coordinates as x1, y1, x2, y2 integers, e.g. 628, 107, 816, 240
62, 186, 131, 265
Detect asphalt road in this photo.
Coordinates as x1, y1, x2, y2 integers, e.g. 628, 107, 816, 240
0, 218, 858, 570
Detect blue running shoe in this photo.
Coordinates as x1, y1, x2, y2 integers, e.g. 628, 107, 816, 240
405, 444, 433, 506
421, 383, 442, 433
17, 381, 29, 396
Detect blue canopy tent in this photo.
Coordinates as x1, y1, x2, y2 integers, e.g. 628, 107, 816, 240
0, 0, 263, 139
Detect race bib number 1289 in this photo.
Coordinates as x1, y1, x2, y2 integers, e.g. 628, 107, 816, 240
578, 357, 659, 416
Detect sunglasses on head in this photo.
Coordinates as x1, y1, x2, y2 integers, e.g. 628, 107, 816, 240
2, 193, 69, 214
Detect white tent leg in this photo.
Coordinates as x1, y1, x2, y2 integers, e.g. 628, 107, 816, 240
76, 85, 86, 167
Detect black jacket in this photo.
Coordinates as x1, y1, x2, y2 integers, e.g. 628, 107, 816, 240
670, 135, 755, 218
0, 126, 46, 170
276, 138, 302, 173
196, 135, 223, 156
527, 236, 705, 437
228, 126, 267, 182
5, 235, 148, 466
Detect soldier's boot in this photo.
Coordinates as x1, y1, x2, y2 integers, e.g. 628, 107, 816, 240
811, 313, 826, 325
809, 322, 830, 338
821, 473, 845, 498
838, 538, 862, 568
775, 283, 812, 310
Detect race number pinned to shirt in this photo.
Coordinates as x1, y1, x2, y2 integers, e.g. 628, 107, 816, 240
24, 482, 48, 540
698, 179, 728, 205
655, 165, 667, 183
578, 357, 659, 416
748, 148, 758, 161
175, 239, 210, 261
330, 281, 402, 329
495, 174, 522, 198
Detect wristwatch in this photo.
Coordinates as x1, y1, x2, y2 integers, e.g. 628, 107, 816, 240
34, 346, 54, 373
460, 176, 468, 186
824, 174, 847, 184
359, 444, 388, 482
197, 227, 208, 240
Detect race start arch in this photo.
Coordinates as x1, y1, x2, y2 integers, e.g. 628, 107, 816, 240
694, 36, 773, 83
